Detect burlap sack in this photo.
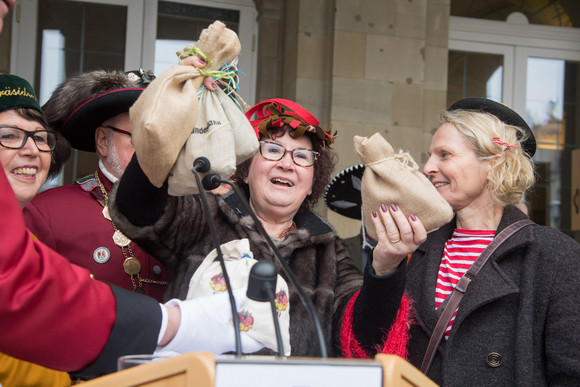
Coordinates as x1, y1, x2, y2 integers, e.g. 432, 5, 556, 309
131, 21, 241, 187
186, 239, 291, 356
167, 87, 258, 196
354, 133, 453, 239
222, 87, 259, 167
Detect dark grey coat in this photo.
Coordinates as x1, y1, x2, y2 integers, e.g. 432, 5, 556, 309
404, 205, 580, 386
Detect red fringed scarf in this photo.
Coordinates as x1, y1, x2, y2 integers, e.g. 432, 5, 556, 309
340, 290, 412, 359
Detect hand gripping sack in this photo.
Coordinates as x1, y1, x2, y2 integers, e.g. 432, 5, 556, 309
130, 20, 242, 188
354, 133, 453, 239
186, 238, 291, 355
167, 86, 258, 196
131, 65, 204, 188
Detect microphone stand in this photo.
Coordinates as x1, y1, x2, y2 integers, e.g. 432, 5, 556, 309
208, 176, 328, 358
191, 161, 242, 357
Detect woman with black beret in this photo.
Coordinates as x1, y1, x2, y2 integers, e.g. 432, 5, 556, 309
367, 98, 580, 385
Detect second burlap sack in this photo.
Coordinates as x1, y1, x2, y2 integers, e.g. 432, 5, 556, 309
354, 133, 453, 239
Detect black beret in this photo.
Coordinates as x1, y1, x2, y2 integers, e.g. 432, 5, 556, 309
448, 98, 536, 157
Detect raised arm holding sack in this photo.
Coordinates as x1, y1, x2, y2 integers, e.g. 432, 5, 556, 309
130, 20, 258, 195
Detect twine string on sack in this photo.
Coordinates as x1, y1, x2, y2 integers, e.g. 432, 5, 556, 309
178, 46, 213, 66
198, 58, 240, 90
366, 149, 419, 172
181, 45, 241, 91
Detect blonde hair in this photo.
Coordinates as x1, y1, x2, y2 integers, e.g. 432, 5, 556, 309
440, 109, 535, 207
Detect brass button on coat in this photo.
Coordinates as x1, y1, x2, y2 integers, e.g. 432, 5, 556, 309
486, 352, 502, 367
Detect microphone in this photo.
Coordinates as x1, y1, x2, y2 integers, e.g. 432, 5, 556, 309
215, 177, 328, 358
192, 157, 211, 173
247, 261, 284, 357
202, 173, 222, 191
191, 158, 242, 356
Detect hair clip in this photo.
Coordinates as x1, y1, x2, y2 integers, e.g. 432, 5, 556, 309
492, 137, 519, 149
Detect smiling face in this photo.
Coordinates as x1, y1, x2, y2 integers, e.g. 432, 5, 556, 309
244, 130, 314, 221
0, 109, 51, 208
424, 122, 494, 213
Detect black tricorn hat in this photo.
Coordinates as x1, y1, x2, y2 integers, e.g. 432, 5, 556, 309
42, 69, 155, 152
324, 164, 365, 220
448, 97, 536, 157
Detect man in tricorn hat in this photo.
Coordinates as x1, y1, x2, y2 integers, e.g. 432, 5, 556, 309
23, 69, 170, 301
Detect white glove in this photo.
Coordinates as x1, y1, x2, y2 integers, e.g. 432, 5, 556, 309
155, 288, 264, 356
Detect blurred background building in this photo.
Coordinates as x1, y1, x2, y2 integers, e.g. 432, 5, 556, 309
2, 0, 579, 242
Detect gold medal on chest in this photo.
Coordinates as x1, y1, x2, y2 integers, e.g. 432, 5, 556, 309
123, 256, 142, 275
113, 230, 131, 247
93, 171, 168, 291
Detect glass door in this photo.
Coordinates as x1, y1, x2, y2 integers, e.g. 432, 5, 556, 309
10, 0, 257, 186
10, 0, 140, 104
518, 50, 580, 239
10, 0, 139, 187
446, 48, 506, 107
11, 0, 257, 104
449, 15, 580, 240
145, 0, 257, 105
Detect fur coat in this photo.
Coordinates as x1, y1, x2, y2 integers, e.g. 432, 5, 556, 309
109, 159, 372, 357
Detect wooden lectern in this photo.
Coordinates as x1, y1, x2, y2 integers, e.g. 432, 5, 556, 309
81, 353, 437, 387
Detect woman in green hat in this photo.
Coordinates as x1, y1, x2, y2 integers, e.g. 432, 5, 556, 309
0, 73, 71, 387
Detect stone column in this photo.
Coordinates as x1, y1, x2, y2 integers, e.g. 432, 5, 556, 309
253, 0, 451, 236
329, 0, 450, 236
254, 0, 286, 101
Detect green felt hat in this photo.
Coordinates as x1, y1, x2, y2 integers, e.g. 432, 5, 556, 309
0, 74, 43, 115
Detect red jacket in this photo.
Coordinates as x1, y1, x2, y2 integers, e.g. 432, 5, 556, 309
0, 167, 161, 377
24, 169, 169, 301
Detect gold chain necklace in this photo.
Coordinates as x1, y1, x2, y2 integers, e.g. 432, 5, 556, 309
93, 171, 168, 293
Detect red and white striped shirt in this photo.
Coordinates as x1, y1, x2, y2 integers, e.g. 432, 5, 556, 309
435, 229, 495, 340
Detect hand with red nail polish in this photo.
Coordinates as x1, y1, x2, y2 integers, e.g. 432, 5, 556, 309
367, 203, 427, 276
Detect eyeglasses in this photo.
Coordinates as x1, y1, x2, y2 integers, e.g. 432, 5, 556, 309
259, 140, 319, 167
104, 126, 132, 137
0, 126, 56, 152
